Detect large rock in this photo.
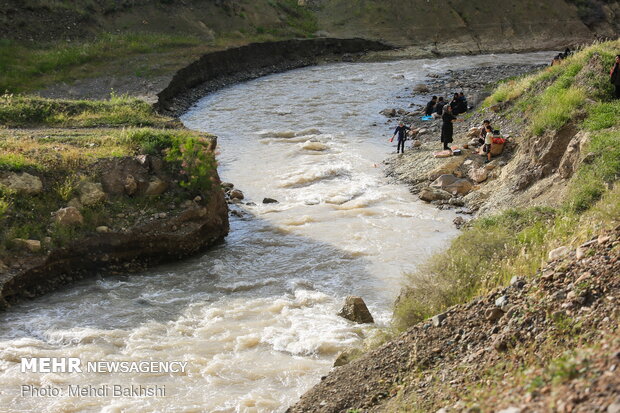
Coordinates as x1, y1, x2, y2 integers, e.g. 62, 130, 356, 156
145, 178, 168, 196
445, 179, 473, 196
338, 296, 374, 324
380, 108, 397, 117
98, 158, 151, 195
229, 189, 244, 200
419, 187, 452, 202
430, 174, 459, 190
0, 172, 43, 195
54, 207, 84, 226
11, 238, 41, 253
548, 246, 570, 261
469, 168, 489, 183
78, 181, 106, 206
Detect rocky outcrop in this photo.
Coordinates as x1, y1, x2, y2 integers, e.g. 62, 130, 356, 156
155, 38, 394, 116
338, 296, 374, 324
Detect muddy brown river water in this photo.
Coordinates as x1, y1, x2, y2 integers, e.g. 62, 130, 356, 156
0, 52, 552, 412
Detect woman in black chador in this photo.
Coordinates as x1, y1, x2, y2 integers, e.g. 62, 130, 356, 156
440, 105, 461, 150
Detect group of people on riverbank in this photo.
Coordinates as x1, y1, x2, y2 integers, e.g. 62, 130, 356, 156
390, 92, 469, 155
424, 93, 468, 118
389, 53, 619, 157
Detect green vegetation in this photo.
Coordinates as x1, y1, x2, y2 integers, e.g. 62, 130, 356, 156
0, 33, 202, 93
0, 94, 218, 255
394, 39, 620, 331
0, 94, 174, 127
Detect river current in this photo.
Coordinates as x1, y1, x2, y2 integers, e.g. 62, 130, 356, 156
0, 52, 551, 412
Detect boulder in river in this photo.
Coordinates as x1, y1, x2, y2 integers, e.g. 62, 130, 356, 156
380, 108, 397, 117
229, 189, 244, 200
263, 198, 278, 204
338, 296, 374, 324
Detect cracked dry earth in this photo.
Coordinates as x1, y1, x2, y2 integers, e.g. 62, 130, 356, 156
288, 228, 620, 413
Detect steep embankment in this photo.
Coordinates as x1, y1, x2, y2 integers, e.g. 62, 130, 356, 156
0, 96, 229, 309
289, 39, 620, 412
155, 37, 393, 115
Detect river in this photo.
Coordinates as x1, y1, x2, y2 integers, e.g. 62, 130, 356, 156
0, 52, 551, 412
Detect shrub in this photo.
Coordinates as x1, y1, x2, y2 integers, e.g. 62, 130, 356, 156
165, 136, 218, 193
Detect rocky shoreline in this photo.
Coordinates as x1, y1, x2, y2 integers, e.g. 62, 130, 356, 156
379, 62, 548, 219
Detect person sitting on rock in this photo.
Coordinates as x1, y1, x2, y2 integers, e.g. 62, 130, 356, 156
457, 92, 468, 114
391, 121, 411, 154
611, 54, 620, 99
424, 96, 437, 116
477, 120, 492, 145
433, 97, 446, 118
449, 93, 460, 114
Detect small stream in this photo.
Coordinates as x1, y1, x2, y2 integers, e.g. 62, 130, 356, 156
0, 52, 551, 412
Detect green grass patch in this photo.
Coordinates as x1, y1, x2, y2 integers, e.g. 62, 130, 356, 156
566, 130, 620, 212
582, 100, 620, 131
530, 86, 586, 135
0, 94, 173, 128
393, 208, 559, 330
0, 33, 202, 93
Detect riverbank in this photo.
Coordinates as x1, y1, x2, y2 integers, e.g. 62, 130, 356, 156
289, 38, 620, 412
0, 96, 229, 309
380, 62, 548, 216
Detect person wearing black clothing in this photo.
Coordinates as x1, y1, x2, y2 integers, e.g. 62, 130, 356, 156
450, 93, 460, 115
424, 96, 437, 116
611, 55, 620, 99
457, 92, 468, 114
440, 105, 459, 150
391, 121, 410, 154
434, 97, 446, 118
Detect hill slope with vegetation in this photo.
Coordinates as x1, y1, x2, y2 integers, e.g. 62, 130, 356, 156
1, 0, 619, 99
290, 38, 620, 413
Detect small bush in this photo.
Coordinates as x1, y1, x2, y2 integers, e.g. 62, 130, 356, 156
165, 135, 218, 193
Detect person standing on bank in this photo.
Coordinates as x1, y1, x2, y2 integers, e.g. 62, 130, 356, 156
391, 121, 410, 154
440, 105, 462, 151
611, 54, 620, 99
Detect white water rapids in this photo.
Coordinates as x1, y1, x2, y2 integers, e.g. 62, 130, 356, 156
0, 52, 551, 412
